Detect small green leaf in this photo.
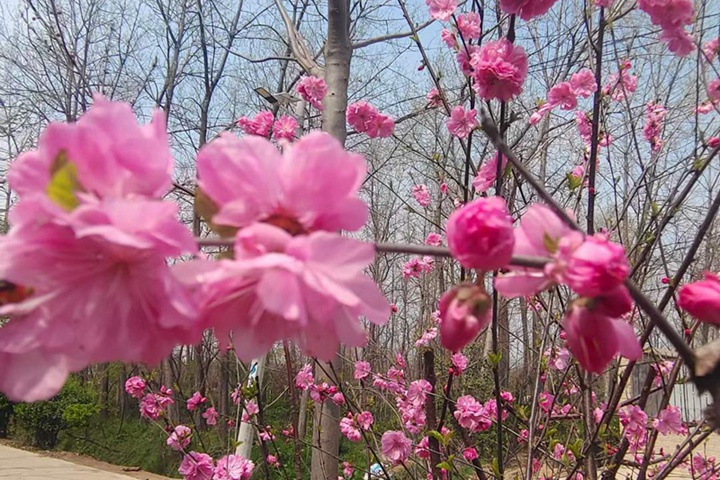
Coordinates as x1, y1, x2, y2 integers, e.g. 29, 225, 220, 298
46, 152, 81, 210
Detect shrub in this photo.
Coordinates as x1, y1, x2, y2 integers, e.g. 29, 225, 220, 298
14, 377, 99, 449
0, 393, 13, 438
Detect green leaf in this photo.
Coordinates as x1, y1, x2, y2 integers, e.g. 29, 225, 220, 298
487, 352, 502, 367
427, 429, 444, 445
567, 172, 583, 191
46, 152, 80, 211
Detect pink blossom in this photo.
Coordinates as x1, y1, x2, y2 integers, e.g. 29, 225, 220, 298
470, 39, 528, 101
180, 225, 389, 361
447, 196, 515, 271
576, 111, 593, 144
296, 76, 327, 110
698, 101, 716, 114
473, 153, 507, 193
603, 61, 638, 101
463, 447, 479, 461
381, 431, 412, 465
179, 452, 214, 480
643, 102, 668, 153
703, 38, 720, 62
594, 0, 613, 7
441, 29, 458, 49
653, 405, 687, 435
570, 69, 598, 98
564, 234, 630, 297
342, 462, 354, 478
331, 392, 345, 405
295, 364, 315, 390
564, 299, 641, 373
167, 425, 193, 451
357, 411, 374, 430
415, 327, 438, 347
124, 377, 146, 399
347, 101, 379, 133
454, 395, 491, 432
203, 407, 219, 426
237, 111, 274, 137
272, 116, 298, 142
366, 114, 395, 138
494, 204, 582, 297
187, 391, 206, 412
662, 28, 695, 56
415, 436, 431, 459
548, 82, 577, 110
709, 79, 720, 103
354, 361, 371, 380
427, 88, 443, 107
678, 273, 720, 325
0, 97, 199, 402
214, 455, 255, 480
439, 284, 491, 352
499, 0, 560, 20
456, 12, 481, 40
425, 0, 457, 21
619, 405, 648, 452
425, 232, 443, 246
456, 46, 480, 76
529, 102, 553, 125
451, 352, 468, 374
446, 106, 477, 138
709, 137, 720, 149
340, 415, 362, 442
412, 184, 432, 207
440, 183, 448, 194
538, 392, 554, 412
518, 429, 529, 442
197, 131, 368, 233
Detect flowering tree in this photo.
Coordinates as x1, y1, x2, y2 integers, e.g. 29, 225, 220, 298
1, 0, 720, 479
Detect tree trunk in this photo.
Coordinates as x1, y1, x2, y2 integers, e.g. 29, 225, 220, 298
310, 0, 352, 478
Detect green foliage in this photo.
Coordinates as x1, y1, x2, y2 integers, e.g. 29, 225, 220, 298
0, 393, 14, 438
13, 376, 98, 449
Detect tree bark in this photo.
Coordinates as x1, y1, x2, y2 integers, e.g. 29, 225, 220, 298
310, 0, 352, 478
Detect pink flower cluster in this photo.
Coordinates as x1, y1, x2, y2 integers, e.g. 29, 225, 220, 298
638, 0, 695, 56
678, 272, 720, 325
381, 430, 412, 465
402, 256, 434, 279
339, 411, 373, 442
346, 101, 395, 138
412, 184, 432, 207
491, 203, 641, 373
643, 102, 668, 153
530, 69, 598, 125
424, 0, 457, 21
469, 39, 528, 101
602, 60, 638, 102
499, 0, 559, 21
296, 76, 327, 110
446, 106, 477, 138
472, 153, 507, 193
179, 452, 254, 480
237, 112, 298, 142
0, 96, 200, 402
618, 405, 648, 452
454, 395, 492, 432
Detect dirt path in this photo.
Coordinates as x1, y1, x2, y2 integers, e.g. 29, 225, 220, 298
0, 442, 172, 479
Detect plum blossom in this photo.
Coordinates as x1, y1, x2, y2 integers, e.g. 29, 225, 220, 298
340, 415, 361, 442
470, 39, 528, 101
402, 257, 434, 279
456, 12, 481, 40
356, 411, 374, 430
346, 102, 394, 138
603, 60, 637, 101
381, 431, 412, 465
272, 116, 298, 142
187, 391, 206, 411
295, 364, 314, 390
564, 234, 630, 297
703, 38, 720, 62
653, 405, 687, 435
425, 232, 443, 246
179, 452, 214, 480
354, 361, 371, 380
179, 224, 389, 361
125, 377, 146, 399
441, 29, 458, 49
709, 79, 720, 103
197, 132, 368, 234
447, 196, 515, 271
638, 0, 695, 55
454, 395, 491, 432
202, 407, 219, 426
427, 88, 443, 107
412, 184, 432, 207
237, 111, 274, 137
564, 288, 642, 373
463, 447, 479, 461
446, 106, 477, 138
167, 425, 193, 451
415, 327, 438, 347
214, 455, 254, 480
678, 273, 720, 325
451, 352, 468, 374
439, 284, 491, 352
425, 0, 457, 21
548, 82, 577, 110
473, 153, 507, 193
618, 405, 648, 452
499, 0, 559, 20
0, 96, 199, 402
296, 76, 327, 110
571, 68, 598, 97
643, 102, 668, 153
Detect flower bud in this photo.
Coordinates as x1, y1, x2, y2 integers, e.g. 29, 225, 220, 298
439, 283, 492, 352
